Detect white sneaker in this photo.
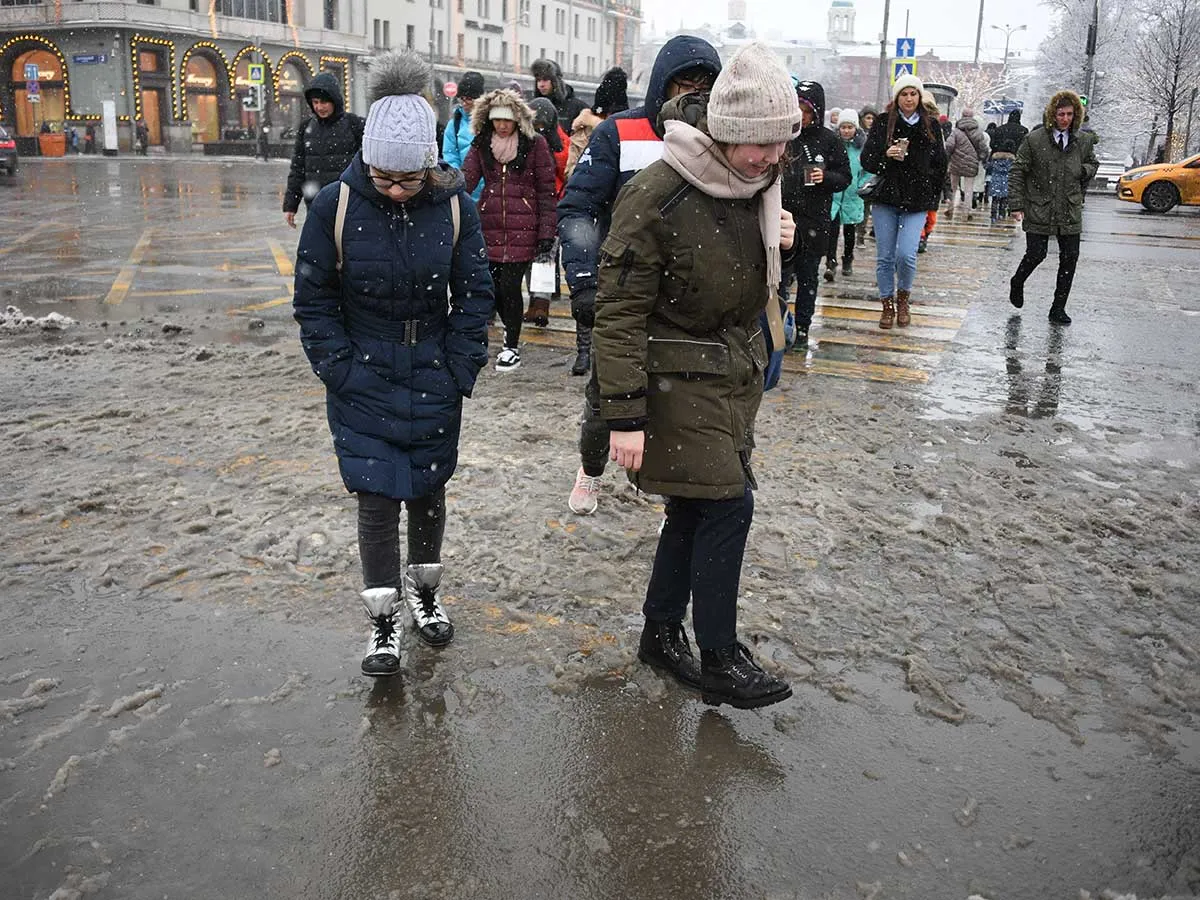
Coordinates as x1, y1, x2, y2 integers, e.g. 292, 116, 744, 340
568, 467, 601, 515
496, 347, 521, 372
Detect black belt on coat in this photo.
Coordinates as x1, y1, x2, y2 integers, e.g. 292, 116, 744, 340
344, 306, 447, 346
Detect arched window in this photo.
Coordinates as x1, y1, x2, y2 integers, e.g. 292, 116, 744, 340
184, 54, 221, 142
11, 49, 64, 137
275, 61, 308, 131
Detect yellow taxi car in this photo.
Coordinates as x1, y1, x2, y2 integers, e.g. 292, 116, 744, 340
1117, 153, 1200, 213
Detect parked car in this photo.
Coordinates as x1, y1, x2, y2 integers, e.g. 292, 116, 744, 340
1092, 157, 1126, 191
1117, 153, 1200, 213
0, 125, 18, 175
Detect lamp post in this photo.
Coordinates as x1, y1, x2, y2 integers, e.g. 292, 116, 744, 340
990, 23, 1026, 71
876, 0, 891, 109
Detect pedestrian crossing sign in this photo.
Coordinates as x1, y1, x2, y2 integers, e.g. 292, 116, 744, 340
248, 63, 265, 84
892, 60, 917, 83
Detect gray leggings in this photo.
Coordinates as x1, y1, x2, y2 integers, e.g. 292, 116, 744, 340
356, 488, 446, 589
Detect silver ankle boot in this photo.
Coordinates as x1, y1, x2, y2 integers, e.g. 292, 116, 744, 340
361, 588, 401, 676
403, 564, 454, 647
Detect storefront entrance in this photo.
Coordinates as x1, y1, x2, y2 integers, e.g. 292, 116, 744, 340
10, 49, 65, 137
184, 54, 222, 143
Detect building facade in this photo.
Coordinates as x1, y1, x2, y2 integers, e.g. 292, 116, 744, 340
0, 0, 642, 152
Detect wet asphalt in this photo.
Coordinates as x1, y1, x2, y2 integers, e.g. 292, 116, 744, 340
1, 157, 1198, 900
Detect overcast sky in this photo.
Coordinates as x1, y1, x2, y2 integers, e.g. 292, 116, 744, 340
640, 0, 1056, 64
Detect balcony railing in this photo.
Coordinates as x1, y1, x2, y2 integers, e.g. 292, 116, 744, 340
0, 2, 368, 54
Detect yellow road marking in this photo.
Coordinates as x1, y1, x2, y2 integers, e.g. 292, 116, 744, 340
266, 238, 294, 277
229, 296, 292, 313
816, 305, 967, 330
785, 356, 931, 384
145, 246, 267, 255
104, 228, 154, 305
0, 222, 53, 256
128, 284, 288, 298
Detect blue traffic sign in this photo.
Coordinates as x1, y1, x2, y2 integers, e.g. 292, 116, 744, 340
23, 62, 38, 80
895, 37, 916, 58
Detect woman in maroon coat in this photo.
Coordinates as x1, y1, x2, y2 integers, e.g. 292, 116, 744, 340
463, 89, 557, 372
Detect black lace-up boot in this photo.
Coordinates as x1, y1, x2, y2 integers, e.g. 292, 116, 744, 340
700, 641, 792, 709
361, 588, 401, 676
638, 620, 702, 688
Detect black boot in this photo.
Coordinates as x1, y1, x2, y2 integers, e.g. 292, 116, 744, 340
700, 642, 792, 709
570, 324, 592, 376
638, 620, 701, 688
1048, 302, 1072, 325
841, 255, 853, 277
1009, 275, 1025, 309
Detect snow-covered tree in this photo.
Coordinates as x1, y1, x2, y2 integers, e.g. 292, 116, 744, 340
1126, 0, 1200, 160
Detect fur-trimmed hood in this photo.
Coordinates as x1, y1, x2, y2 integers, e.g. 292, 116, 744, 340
530, 58, 566, 106
470, 88, 536, 139
1043, 90, 1084, 133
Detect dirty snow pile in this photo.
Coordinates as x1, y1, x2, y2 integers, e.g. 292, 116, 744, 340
1, 304, 75, 332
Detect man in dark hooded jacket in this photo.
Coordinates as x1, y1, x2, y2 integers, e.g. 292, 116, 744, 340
781, 79, 851, 343
531, 58, 587, 133
556, 34, 721, 516
283, 72, 365, 227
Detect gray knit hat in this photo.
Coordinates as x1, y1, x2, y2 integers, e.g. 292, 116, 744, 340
707, 42, 800, 144
363, 51, 438, 172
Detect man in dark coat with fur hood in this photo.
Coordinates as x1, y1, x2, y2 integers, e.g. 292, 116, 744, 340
531, 58, 587, 132
283, 71, 364, 227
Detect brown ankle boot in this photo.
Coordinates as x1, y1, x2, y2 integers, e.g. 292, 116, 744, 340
525, 296, 550, 327
879, 296, 895, 329
896, 290, 911, 327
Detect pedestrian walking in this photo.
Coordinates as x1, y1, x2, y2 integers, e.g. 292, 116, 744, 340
257, 122, 270, 161
825, 109, 870, 280
856, 105, 878, 246
593, 41, 800, 710
944, 109, 987, 219
1008, 90, 1098, 326
135, 119, 150, 155
292, 50, 495, 677
83, 123, 96, 154
283, 72, 365, 228
782, 78, 851, 340
441, 70, 485, 200
860, 73, 948, 329
525, 96, 571, 327
557, 34, 721, 514
988, 109, 1028, 220
530, 58, 587, 133
462, 89, 557, 372
565, 66, 628, 184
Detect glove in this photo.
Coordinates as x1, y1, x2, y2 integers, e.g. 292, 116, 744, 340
571, 287, 597, 328
536, 239, 555, 255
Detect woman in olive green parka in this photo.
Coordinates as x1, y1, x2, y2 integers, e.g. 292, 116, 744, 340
593, 42, 800, 711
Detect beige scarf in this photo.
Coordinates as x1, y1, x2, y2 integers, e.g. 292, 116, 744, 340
491, 130, 518, 165
660, 119, 786, 350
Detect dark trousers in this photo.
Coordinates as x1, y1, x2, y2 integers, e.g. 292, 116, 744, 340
579, 365, 609, 477
357, 488, 446, 589
489, 261, 531, 349
826, 221, 857, 266
791, 250, 822, 332
643, 485, 754, 652
1012, 232, 1081, 310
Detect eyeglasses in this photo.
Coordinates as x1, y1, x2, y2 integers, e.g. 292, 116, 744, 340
369, 170, 427, 191
673, 75, 714, 94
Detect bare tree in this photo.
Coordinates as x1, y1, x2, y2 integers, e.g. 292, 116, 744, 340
924, 62, 1031, 113
1127, 0, 1200, 160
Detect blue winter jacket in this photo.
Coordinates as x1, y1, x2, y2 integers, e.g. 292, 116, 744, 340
293, 154, 495, 500
441, 104, 483, 201
556, 34, 721, 295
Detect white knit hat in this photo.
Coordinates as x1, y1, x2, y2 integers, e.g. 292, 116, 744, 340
838, 108, 859, 129
892, 73, 924, 101
362, 51, 439, 172
707, 42, 801, 144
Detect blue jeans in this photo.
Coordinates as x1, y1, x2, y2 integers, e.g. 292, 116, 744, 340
643, 485, 754, 651
872, 204, 927, 297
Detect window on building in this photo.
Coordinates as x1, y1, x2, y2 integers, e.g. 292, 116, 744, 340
477, 37, 483, 59
324, 0, 336, 30
373, 18, 381, 47
572, 53, 578, 73
502, 0, 507, 18
409, 25, 417, 48
573, 13, 578, 37
520, 44, 530, 67
215, 0, 287, 22
555, 49, 564, 67
587, 16, 594, 40
137, 0, 156, 6
139, 49, 162, 71
484, 37, 490, 58
457, 33, 465, 57
190, 0, 199, 9
540, 4, 545, 29
437, 29, 444, 55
